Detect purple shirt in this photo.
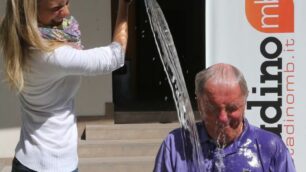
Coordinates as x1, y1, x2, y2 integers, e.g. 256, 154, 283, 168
154, 119, 296, 172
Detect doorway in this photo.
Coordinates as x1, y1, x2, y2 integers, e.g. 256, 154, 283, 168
112, 0, 205, 112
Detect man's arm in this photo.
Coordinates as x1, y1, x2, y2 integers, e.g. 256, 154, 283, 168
153, 140, 174, 172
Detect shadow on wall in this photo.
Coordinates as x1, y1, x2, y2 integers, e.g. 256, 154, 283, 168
0, 53, 21, 129
0, 0, 21, 129
0, 78, 21, 129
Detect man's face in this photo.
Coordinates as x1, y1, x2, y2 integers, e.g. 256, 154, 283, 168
197, 80, 246, 146
37, 0, 71, 27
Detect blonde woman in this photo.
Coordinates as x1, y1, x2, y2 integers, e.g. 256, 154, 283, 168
0, 0, 131, 171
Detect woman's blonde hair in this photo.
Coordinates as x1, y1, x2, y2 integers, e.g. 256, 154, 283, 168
0, 0, 59, 92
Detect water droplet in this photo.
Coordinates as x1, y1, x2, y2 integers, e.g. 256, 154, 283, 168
176, 91, 181, 97
158, 81, 162, 86
182, 105, 186, 113
171, 76, 176, 83
167, 42, 174, 46
152, 57, 156, 61
164, 96, 168, 101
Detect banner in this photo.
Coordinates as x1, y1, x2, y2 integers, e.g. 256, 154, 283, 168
206, 0, 305, 171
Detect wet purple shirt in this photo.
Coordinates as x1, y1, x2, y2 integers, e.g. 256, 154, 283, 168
153, 119, 296, 172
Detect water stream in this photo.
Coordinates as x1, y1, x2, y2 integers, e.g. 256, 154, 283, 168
144, 0, 206, 171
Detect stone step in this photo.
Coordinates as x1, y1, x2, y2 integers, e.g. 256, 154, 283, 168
0, 158, 11, 172
1, 166, 10, 172
78, 156, 155, 172
78, 139, 162, 158
85, 123, 179, 140
114, 111, 179, 124
1, 156, 156, 172
114, 111, 201, 124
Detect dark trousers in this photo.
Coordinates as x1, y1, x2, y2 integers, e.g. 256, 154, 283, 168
11, 157, 78, 172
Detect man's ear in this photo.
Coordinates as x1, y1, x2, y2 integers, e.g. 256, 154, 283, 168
196, 96, 204, 112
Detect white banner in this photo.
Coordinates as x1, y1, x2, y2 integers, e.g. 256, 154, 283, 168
206, 0, 305, 171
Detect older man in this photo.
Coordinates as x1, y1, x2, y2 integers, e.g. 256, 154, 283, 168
153, 63, 296, 172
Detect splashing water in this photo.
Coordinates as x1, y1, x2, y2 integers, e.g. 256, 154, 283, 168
215, 126, 226, 172
144, 0, 206, 171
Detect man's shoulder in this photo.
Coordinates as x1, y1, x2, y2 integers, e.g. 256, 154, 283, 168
167, 127, 184, 141
249, 124, 281, 139
248, 124, 286, 150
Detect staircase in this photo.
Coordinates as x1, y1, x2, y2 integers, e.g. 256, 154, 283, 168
78, 122, 179, 172
0, 117, 179, 172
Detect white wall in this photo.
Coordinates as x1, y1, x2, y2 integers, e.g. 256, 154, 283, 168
71, 0, 113, 116
0, 0, 113, 158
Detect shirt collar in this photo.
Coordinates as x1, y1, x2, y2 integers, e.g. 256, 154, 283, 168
197, 122, 213, 144
224, 119, 256, 155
